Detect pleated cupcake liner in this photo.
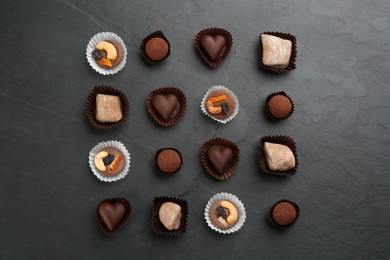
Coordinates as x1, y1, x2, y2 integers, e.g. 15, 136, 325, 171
151, 196, 188, 235
140, 31, 171, 63
86, 32, 127, 75
195, 28, 233, 69
204, 192, 246, 234
88, 140, 131, 182
86, 85, 130, 130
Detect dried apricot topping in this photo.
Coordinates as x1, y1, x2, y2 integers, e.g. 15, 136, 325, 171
209, 95, 227, 103
109, 154, 122, 171
100, 58, 112, 67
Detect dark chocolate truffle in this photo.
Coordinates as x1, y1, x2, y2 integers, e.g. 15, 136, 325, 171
145, 37, 169, 61
156, 149, 182, 174
268, 94, 292, 119
272, 201, 297, 226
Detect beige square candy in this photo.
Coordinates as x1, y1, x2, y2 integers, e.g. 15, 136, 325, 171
263, 142, 295, 171
261, 34, 292, 69
95, 94, 123, 123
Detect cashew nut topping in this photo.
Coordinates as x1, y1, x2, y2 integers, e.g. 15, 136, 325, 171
96, 41, 118, 61
206, 99, 222, 115
220, 200, 238, 224
94, 151, 108, 171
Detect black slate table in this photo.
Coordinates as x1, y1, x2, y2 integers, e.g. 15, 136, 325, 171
1, 0, 389, 259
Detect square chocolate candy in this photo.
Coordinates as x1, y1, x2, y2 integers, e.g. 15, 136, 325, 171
261, 34, 292, 69
95, 94, 123, 123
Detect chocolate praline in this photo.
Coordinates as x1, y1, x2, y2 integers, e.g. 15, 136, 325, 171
205, 89, 235, 120
145, 37, 169, 61
94, 40, 123, 68
96, 147, 125, 177
271, 201, 298, 227
156, 149, 182, 174
209, 200, 239, 230
267, 94, 292, 119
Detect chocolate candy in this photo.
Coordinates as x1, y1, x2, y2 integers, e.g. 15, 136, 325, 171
200, 35, 226, 61
152, 94, 180, 121
207, 145, 233, 175
145, 37, 169, 62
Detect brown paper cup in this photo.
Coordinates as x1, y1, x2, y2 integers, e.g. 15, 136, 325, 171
195, 28, 233, 69
265, 91, 295, 120
140, 31, 171, 63
201, 138, 240, 180
146, 87, 187, 127
96, 197, 132, 236
86, 85, 130, 130
259, 32, 297, 73
259, 135, 298, 176
154, 147, 183, 174
268, 199, 300, 229
151, 196, 188, 235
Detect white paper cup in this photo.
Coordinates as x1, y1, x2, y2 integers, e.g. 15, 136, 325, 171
86, 32, 127, 75
204, 192, 246, 234
201, 86, 239, 124
88, 140, 130, 182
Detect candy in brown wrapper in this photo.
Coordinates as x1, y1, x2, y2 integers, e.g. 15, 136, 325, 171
86, 85, 130, 130
268, 199, 300, 229
140, 31, 171, 63
265, 91, 295, 120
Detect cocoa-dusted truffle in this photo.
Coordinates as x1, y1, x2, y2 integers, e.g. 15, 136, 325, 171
268, 94, 293, 119
145, 37, 169, 61
155, 148, 182, 174
270, 200, 299, 228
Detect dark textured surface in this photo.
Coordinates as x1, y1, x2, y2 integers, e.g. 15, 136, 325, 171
1, 0, 390, 259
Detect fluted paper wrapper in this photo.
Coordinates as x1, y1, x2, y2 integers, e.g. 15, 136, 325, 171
195, 28, 233, 69
88, 140, 131, 182
86, 85, 130, 130
201, 138, 240, 180
204, 192, 246, 234
259, 31, 297, 73
151, 196, 188, 235
96, 197, 132, 236
140, 31, 171, 63
146, 87, 187, 127
201, 85, 239, 124
268, 199, 300, 229
265, 91, 294, 120
259, 135, 298, 176
154, 148, 183, 175
86, 32, 127, 75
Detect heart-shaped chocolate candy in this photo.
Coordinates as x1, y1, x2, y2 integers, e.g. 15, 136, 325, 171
200, 35, 226, 61
207, 145, 233, 174
98, 202, 126, 232
152, 94, 180, 121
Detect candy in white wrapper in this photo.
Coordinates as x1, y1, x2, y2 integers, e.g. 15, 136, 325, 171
88, 140, 131, 182
204, 192, 246, 234
86, 32, 127, 75
201, 86, 239, 124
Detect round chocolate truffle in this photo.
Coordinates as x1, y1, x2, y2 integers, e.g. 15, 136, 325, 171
267, 94, 293, 119
272, 201, 297, 226
145, 37, 169, 61
156, 149, 182, 173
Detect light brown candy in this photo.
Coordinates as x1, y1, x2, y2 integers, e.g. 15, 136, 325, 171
263, 142, 295, 171
95, 94, 122, 123
261, 34, 292, 69
158, 202, 182, 230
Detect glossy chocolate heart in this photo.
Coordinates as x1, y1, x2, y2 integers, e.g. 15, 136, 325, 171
98, 202, 126, 232
200, 35, 226, 61
207, 145, 233, 174
152, 94, 180, 121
